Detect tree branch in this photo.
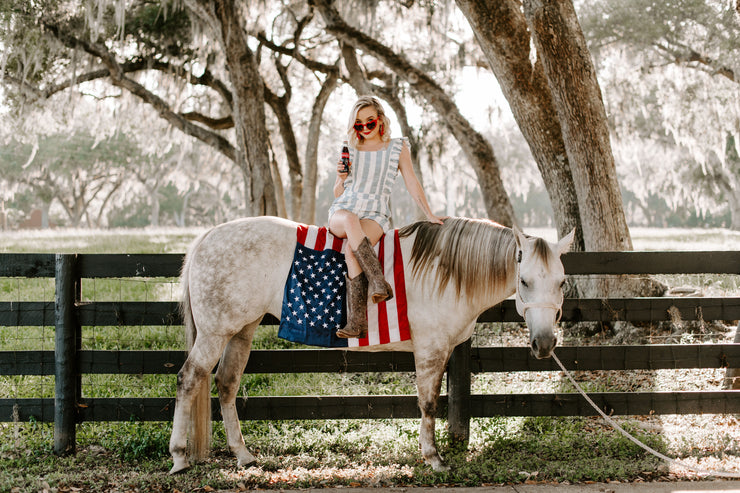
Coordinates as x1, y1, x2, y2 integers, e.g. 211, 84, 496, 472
6, 57, 234, 113
253, 30, 338, 74
181, 112, 234, 129
654, 41, 736, 82
41, 20, 237, 162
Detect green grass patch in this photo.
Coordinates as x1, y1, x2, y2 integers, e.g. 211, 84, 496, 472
0, 416, 667, 491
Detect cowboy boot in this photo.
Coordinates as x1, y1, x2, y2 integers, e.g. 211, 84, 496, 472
336, 273, 368, 339
354, 236, 393, 303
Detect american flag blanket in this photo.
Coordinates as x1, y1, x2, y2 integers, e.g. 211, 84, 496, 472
278, 224, 411, 348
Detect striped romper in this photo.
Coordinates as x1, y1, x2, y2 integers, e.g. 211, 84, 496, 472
328, 137, 409, 233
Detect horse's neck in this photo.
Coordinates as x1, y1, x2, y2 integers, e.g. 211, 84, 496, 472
478, 256, 518, 315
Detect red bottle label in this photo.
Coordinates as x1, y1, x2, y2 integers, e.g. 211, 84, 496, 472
341, 144, 350, 173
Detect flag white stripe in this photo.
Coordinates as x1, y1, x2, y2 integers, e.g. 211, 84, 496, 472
304, 226, 319, 249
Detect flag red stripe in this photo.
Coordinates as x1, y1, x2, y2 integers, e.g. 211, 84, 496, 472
332, 235, 343, 252
297, 224, 308, 245
314, 227, 327, 250
393, 230, 410, 341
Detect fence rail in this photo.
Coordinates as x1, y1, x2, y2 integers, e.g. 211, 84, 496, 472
1, 251, 739, 455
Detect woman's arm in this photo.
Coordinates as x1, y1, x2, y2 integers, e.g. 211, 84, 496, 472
398, 141, 445, 224
333, 174, 346, 198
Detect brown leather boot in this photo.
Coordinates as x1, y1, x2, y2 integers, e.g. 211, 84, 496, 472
336, 273, 368, 339
353, 237, 393, 303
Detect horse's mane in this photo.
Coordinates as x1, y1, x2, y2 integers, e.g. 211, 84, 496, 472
398, 217, 518, 300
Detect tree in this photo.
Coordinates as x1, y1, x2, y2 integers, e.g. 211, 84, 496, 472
187, 0, 277, 216
0, 133, 131, 227
455, 0, 585, 248
522, 0, 632, 254
581, 0, 740, 229
1, 0, 277, 216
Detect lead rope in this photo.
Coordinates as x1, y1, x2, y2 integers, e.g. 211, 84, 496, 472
551, 351, 740, 478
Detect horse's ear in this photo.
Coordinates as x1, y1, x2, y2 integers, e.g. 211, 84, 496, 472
512, 225, 527, 249
556, 228, 576, 256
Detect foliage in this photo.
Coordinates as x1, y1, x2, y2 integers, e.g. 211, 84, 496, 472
581, 0, 740, 228
1, 132, 138, 226
1, 0, 739, 230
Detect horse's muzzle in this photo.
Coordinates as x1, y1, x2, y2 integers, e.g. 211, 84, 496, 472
531, 335, 557, 359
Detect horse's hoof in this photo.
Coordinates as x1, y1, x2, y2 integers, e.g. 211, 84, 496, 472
169, 457, 191, 474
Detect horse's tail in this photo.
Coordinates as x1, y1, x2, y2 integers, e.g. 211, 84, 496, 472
180, 233, 212, 462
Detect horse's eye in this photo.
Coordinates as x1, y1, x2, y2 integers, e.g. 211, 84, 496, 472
520, 279, 528, 288
559, 280, 566, 289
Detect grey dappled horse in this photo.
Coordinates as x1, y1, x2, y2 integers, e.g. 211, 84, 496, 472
169, 216, 575, 473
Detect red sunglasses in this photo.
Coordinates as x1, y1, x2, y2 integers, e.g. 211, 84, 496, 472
353, 118, 378, 132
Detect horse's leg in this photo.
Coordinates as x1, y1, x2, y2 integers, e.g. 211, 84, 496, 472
215, 322, 259, 468
169, 334, 229, 474
415, 348, 453, 472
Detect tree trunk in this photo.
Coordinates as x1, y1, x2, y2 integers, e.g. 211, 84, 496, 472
175, 190, 192, 227
302, 71, 339, 224
311, 0, 517, 227
264, 86, 302, 220
721, 135, 740, 231
522, 0, 635, 297
41, 202, 50, 229
522, 0, 631, 253
150, 184, 161, 228
209, 0, 277, 217
270, 152, 288, 219
455, 0, 584, 249
728, 187, 740, 231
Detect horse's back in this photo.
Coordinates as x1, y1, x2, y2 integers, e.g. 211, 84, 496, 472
185, 216, 298, 333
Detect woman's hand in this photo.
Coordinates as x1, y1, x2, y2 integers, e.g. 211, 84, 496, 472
336, 159, 350, 179
426, 213, 446, 225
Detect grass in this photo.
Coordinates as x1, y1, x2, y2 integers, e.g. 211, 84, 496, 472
0, 226, 739, 491
1, 417, 668, 491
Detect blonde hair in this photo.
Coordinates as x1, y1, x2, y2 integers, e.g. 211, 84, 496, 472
346, 95, 392, 148
398, 217, 518, 303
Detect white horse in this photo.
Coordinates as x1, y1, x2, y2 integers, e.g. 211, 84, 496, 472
169, 216, 575, 473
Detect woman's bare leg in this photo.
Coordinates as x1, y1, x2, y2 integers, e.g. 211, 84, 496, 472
329, 210, 384, 277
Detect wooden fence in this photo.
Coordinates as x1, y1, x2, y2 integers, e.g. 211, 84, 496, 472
1, 251, 739, 455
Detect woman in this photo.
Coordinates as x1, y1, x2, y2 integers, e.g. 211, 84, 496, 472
328, 96, 444, 339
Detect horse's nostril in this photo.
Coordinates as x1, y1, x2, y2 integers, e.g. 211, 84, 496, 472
531, 340, 538, 353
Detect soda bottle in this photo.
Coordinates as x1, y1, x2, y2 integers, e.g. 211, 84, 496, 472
340, 141, 350, 174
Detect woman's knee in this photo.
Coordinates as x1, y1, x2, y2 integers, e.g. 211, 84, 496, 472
360, 219, 384, 244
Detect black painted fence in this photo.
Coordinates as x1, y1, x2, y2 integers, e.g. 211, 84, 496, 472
1, 251, 739, 455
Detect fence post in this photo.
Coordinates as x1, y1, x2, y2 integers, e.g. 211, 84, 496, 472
724, 321, 740, 389
447, 338, 471, 448
54, 254, 79, 456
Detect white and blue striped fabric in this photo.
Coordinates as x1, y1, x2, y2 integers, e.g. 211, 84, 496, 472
328, 137, 408, 232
